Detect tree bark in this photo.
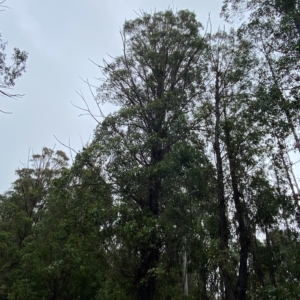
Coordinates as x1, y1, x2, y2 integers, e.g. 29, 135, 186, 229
224, 112, 250, 300
182, 239, 189, 296
135, 146, 163, 299
136, 244, 160, 300
214, 70, 235, 300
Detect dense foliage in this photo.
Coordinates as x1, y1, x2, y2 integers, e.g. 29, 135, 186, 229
1, 4, 300, 300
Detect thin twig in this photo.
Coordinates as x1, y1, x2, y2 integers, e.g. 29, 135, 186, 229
0, 109, 12, 114
53, 135, 78, 157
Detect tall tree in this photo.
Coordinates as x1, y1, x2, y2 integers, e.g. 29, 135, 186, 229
8, 148, 113, 300
0, 148, 68, 298
220, 2, 300, 298
91, 9, 207, 299
221, 0, 300, 152
197, 29, 269, 299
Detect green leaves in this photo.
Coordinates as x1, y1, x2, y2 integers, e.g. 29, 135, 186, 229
0, 4, 300, 299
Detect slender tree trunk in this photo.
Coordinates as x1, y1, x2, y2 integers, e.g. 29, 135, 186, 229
283, 107, 300, 154
223, 116, 250, 300
286, 151, 300, 195
227, 157, 249, 300
214, 71, 235, 300
249, 232, 264, 289
220, 277, 226, 300
182, 244, 189, 296
136, 244, 160, 300
136, 147, 162, 300
275, 134, 300, 208
265, 227, 277, 287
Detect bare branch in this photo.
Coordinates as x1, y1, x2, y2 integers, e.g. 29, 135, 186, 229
72, 92, 101, 124
0, 108, 12, 114
0, 89, 24, 99
53, 135, 78, 159
88, 58, 105, 70
80, 77, 106, 118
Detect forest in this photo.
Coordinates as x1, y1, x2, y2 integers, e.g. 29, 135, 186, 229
1, 0, 300, 299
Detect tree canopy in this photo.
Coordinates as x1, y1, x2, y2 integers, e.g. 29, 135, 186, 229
1, 5, 300, 300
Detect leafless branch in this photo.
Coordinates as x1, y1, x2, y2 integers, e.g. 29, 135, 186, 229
88, 58, 105, 70
72, 92, 101, 124
0, 0, 9, 10
53, 135, 78, 161
0, 108, 12, 114
0, 88, 25, 99
204, 13, 213, 37
72, 76, 107, 124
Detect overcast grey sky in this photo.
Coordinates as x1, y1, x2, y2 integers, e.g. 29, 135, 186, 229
0, 0, 224, 193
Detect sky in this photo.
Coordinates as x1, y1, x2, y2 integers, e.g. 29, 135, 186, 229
0, 0, 225, 193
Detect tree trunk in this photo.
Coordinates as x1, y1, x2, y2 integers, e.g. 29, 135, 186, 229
136, 243, 160, 300
265, 227, 277, 287
182, 240, 189, 296
224, 113, 250, 300
214, 71, 235, 300
135, 147, 163, 300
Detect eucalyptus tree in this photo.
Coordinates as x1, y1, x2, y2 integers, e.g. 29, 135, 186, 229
196, 28, 277, 299
0, 148, 69, 298
222, 0, 300, 154
89, 9, 209, 299
222, 0, 300, 37
205, 2, 300, 296
8, 148, 113, 300
222, 0, 300, 263
0, 147, 69, 247
206, 29, 300, 299
221, 0, 300, 160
